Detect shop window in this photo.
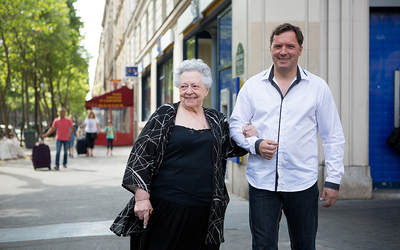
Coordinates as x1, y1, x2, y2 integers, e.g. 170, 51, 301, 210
92, 108, 110, 129
185, 36, 197, 60
218, 8, 232, 68
157, 57, 174, 106
218, 7, 233, 112
142, 73, 151, 121
112, 108, 130, 133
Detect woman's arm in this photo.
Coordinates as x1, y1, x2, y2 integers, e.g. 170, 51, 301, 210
96, 123, 101, 132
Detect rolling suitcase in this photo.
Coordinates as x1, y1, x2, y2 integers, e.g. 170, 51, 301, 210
76, 138, 87, 156
31, 141, 51, 170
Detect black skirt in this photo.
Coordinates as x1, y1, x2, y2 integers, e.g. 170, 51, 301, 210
130, 196, 220, 250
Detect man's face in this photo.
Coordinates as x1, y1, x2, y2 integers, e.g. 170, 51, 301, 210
59, 109, 65, 118
270, 31, 302, 75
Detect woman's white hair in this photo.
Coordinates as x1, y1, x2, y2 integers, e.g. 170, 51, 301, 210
173, 58, 213, 89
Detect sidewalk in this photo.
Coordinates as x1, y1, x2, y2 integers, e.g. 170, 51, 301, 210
1, 138, 400, 250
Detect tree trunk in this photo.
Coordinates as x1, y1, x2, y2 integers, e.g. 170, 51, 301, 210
20, 70, 26, 145
25, 69, 31, 129
33, 71, 38, 132
0, 89, 9, 136
39, 72, 50, 130
49, 66, 57, 122
0, 30, 12, 137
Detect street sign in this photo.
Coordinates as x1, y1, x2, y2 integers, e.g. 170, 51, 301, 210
125, 66, 138, 78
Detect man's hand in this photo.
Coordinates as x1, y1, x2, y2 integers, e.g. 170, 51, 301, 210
259, 140, 278, 160
320, 187, 339, 207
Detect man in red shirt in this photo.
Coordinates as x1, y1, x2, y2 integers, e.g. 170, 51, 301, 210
42, 108, 74, 170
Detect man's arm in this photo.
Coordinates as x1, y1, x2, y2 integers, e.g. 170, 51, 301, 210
317, 85, 345, 207
42, 126, 56, 138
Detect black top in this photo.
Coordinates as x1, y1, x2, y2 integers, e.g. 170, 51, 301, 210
151, 125, 213, 206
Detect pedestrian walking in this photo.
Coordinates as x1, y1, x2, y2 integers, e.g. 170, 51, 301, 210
110, 59, 253, 250
68, 123, 78, 158
104, 119, 117, 156
230, 23, 345, 249
83, 111, 101, 157
42, 108, 74, 170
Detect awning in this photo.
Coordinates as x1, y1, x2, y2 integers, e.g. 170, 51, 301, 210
85, 86, 133, 109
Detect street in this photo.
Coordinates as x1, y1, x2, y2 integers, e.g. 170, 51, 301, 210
0, 138, 399, 249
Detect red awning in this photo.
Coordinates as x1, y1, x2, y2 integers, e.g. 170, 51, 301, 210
85, 86, 133, 109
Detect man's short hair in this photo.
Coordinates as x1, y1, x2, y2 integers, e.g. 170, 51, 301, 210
270, 23, 304, 46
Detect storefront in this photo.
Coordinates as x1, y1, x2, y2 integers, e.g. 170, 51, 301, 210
85, 86, 134, 146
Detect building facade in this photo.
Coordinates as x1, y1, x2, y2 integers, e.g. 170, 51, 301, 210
93, 0, 400, 199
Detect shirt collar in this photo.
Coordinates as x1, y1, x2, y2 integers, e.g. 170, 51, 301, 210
262, 64, 309, 84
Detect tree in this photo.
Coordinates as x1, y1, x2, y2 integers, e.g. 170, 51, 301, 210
0, 0, 90, 138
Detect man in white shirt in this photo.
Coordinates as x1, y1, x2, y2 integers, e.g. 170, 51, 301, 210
230, 23, 345, 250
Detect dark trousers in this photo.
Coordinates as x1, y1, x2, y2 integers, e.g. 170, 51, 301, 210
107, 139, 114, 150
249, 181, 319, 250
85, 133, 95, 148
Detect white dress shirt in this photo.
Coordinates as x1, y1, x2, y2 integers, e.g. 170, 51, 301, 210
230, 65, 345, 192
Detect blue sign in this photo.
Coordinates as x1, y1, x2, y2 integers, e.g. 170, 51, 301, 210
125, 66, 138, 78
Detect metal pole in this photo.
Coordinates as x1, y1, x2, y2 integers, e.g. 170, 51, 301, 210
394, 70, 399, 128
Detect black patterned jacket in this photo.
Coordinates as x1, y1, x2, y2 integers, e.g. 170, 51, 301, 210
110, 102, 248, 244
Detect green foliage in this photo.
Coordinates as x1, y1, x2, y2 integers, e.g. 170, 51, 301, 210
0, 0, 90, 129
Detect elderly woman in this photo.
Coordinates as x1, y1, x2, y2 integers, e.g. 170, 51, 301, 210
110, 59, 255, 250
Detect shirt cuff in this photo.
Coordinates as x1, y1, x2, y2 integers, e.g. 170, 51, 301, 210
324, 181, 340, 191
255, 139, 263, 155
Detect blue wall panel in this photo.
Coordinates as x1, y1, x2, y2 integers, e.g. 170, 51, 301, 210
369, 12, 400, 188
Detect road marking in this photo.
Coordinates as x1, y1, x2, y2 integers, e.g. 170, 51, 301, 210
0, 220, 114, 243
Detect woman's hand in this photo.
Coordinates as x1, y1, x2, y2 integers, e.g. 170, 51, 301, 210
242, 124, 258, 138
134, 199, 153, 228
134, 188, 153, 228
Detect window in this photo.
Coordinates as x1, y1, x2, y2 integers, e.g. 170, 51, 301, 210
135, 26, 140, 53
218, 9, 232, 68
112, 108, 130, 133
142, 73, 151, 121
185, 36, 197, 60
147, 1, 154, 40
155, 0, 163, 30
92, 108, 110, 129
157, 57, 174, 106
166, 0, 174, 16
140, 13, 147, 49
218, 8, 232, 93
